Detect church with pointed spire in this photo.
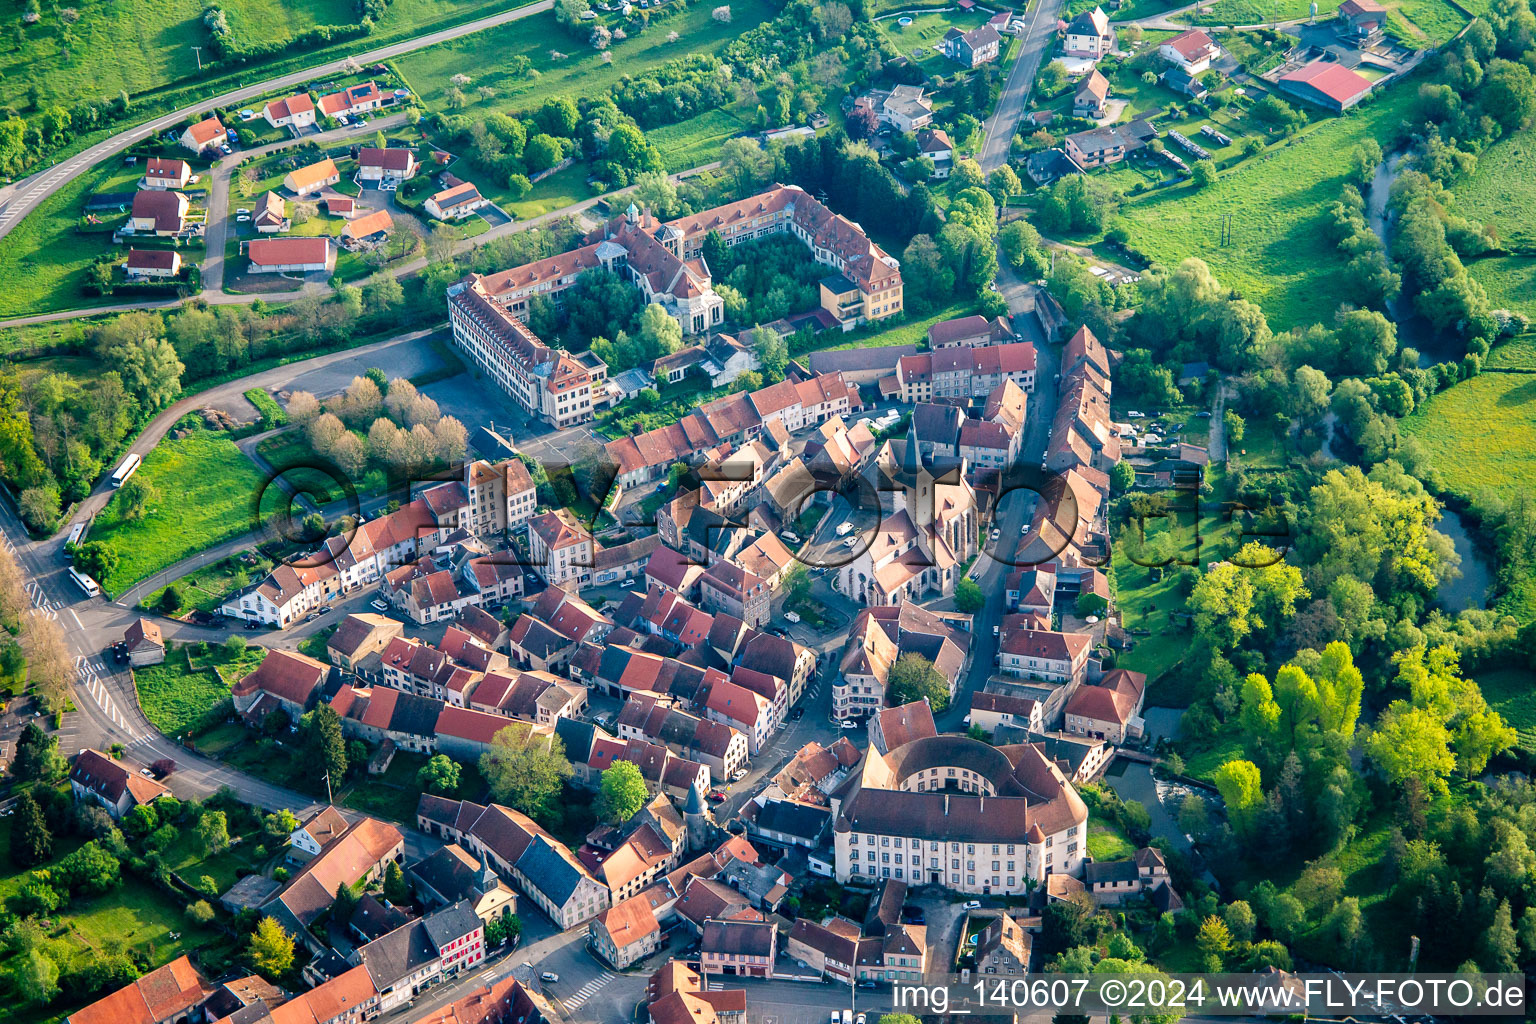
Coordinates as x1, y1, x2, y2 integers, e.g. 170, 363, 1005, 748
833, 422, 978, 606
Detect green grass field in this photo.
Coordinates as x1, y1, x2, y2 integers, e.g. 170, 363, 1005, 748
1486, 333, 1536, 369
1478, 667, 1536, 752
133, 643, 264, 736
5, 0, 530, 113
0, 159, 149, 317
142, 552, 274, 614
875, 9, 994, 73
1402, 372, 1536, 505
1468, 256, 1536, 319
649, 109, 751, 173
1385, 0, 1467, 45
1454, 128, 1536, 248
90, 432, 267, 596
1118, 86, 1413, 331
1087, 811, 1137, 860
396, 0, 776, 117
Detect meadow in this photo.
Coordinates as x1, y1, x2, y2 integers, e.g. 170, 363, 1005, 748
89, 431, 267, 595
1386, 0, 1468, 45
0, 158, 147, 317
1453, 127, 1536, 248
1468, 256, 1536, 320
874, 9, 995, 74
1402, 372, 1536, 505
133, 642, 266, 736
2, 0, 528, 113
394, 0, 778, 117
1118, 87, 1414, 331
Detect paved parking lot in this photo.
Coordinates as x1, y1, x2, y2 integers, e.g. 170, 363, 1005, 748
420, 373, 523, 435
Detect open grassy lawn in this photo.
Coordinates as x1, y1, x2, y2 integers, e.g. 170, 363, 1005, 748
143, 551, 275, 614
7, 0, 528, 113
1087, 811, 1137, 860
1477, 667, 1536, 753
1486, 332, 1536, 369
1117, 86, 1413, 331
0, 817, 221, 1024
1455, 128, 1536, 248
1184, 0, 1346, 25
500, 164, 593, 219
650, 108, 751, 173
1402, 372, 1536, 505
875, 9, 994, 73
0, 159, 149, 317
1383, 0, 1467, 44
1468, 255, 1536, 319
133, 643, 265, 736
1111, 491, 1241, 701
802, 299, 983, 354
90, 432, 267, 596
396, 0, 777, 118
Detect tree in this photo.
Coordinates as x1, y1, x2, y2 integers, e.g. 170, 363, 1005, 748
1039, 60, 1068, 94
18, 486, 59, 532
159, 584, 182, 614
303, 704, 348, 790
1213, 759, 1265, 840
751, 326, 788, 381
110, 336, 184, 410
1110, 460, 1135, 493
12, 724, 64, 784
954, 577, 984, 613
22, 610, 74, 714
988, 165, 1022, 203
382, 860, 409, 904
1196, 916, 1231, 966
57, 841, 121, 895
11, 791, 51, 866
13, 948, 59, 1006
479, 723, 572, 822
597, 760, 649, 824
265, 809, 299, 837
1190, 159, 1217, 188
637, 304, 682, 360
1223, 409, 1245, 448
418, 754, 462, 796
186, 900, 216, 924
249, 917, 295, 980
1367, 701, 1456, 795
888, 653, 950, 712
197, 810, 230, 854
998, 220, 1048, 277
123, 802, 159, 838
1482, 58, 1536, 131
69, 542, 117, 588
333, 879, 360, 921
1178, 793, 1209, 836
1221, 900, 1257, 943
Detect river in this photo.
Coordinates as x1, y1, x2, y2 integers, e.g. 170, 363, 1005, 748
1366, 152, 1465, 367
1436, 507, 1498, 611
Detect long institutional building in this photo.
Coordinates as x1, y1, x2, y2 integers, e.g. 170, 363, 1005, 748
832, 726, 1090, 894
447, 185, 903, 429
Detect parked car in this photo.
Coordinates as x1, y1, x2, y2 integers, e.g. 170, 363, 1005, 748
370, 599, 389, 612
139, 767, 155, 777
708, 790, 727, 803
964, 900, 981, 910
540, 972, 559, 983
731, 769, 748, 781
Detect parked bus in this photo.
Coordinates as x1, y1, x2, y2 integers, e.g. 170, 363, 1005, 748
64, 522, 86, 552
110, 453, 142, 488
68, 567, 101, 598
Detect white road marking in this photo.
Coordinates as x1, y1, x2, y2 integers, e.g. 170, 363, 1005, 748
69, 608, 82, 629
562, 972, 616, 1009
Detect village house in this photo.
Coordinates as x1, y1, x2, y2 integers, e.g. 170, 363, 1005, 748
122, 618, 165, 665
358, 147, 420, 184
916, 128, 954, 178
143, 157, 192, 190
263, 92, 317, 130
1337, 0, 1387, 42
1063, 668, 1146, 743
65, 956, 212, 1024
125, 249, 181, 279
699, 919, 776, 977
645, 962, 747, 1024
1074, 69, 1110, 119
1158, 28, 1219, 72
888, 341, 1037, 401
129, 190, 188, 236
1064, 119, 1156, 168
528, 508, 595, 591
343, 208, 394, 248
851, 85, 933, 132
180, 115, 226, 153
327, 613, 405, 673
410, 843, 520, 926
975, 912, 1032, 973
318, 80, 385, 120
252, 190, 288, 234
941, 23, 1002, 66
247, 236, 335, 274
230, 648, 330, 721
69, 748, 169, 820
1062, 6, 1115, 60
283, 157, 341, 195
427, 181, 490, 220
998, 624, 1092, 684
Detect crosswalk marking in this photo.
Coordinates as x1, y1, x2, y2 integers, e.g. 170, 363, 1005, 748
75, 655, 132, 733
561, 971, 615, 1010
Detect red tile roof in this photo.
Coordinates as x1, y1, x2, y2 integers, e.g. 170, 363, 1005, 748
248, 236, 331, 267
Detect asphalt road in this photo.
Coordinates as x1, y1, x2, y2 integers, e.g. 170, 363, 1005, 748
980, 0, 1069, 173
0, 0, 555, 243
